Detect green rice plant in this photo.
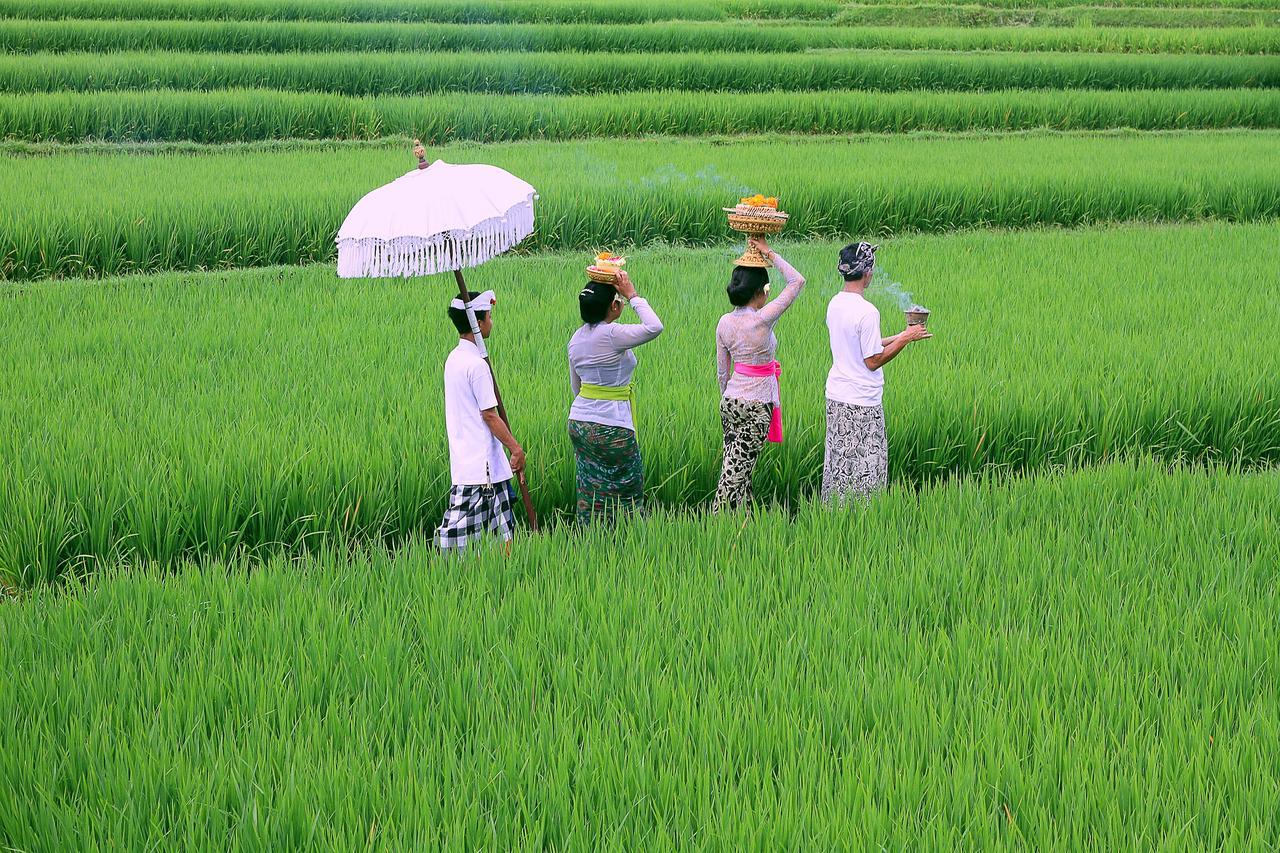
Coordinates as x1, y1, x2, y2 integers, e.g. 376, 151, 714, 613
5, 19, 1279, 55
0, 0, 841, 23
837, 4, 1280, 27
3, 130, 1279, 279
5, 49, 1278, 96
7, 86, 1280, 144
10, 17, 1280, 54
1, 461, 1278, 845
1, 223, 1277, 584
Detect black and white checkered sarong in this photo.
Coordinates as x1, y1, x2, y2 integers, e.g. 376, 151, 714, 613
436, 481, 517, 551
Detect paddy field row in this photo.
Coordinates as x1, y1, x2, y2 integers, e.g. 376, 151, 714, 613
7, 50, 1278, 96
8, 86, 1279, 144
3, 19, 1278, 53
5, 130, 1279, 279
5, 0, 1280, 23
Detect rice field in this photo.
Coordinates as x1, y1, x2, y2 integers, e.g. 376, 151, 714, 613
4, 0, 1279, 844
3, 461, 1278, 849
4, 19, 1278, 54
8, 86, 1280, 144
10, 49, 1279, 96
5, 131, 1279, 279
3, 222, 1278, 585
837, 4, 1280, 26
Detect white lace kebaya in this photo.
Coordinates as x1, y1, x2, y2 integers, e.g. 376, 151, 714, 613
714, 253, 806, 406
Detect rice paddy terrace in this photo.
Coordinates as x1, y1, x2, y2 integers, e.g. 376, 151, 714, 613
2, 0, 1278, 847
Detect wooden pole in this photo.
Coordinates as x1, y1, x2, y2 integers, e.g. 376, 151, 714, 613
454, 269, 539, 533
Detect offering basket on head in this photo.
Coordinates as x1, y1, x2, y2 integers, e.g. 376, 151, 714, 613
586, 252, 626, 285
723, 195, 788, 268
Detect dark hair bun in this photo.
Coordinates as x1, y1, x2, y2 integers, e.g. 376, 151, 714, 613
579, 281, 615, 325
727, 266, 769, 307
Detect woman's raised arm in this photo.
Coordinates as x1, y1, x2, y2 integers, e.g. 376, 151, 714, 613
758, 250, 805, 325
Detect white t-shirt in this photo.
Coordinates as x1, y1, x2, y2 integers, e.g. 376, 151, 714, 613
825, 292, 886, 407
443, 339, 514, 486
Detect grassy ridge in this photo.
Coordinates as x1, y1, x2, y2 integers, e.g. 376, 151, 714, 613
0, 0, 841, 23
2, 224, 1278, 583
4, 131, 1279, 279
838, 5, 1280, 26
2, 462, 1278, 846
4, 19, 1279, 54
9, 87, 1280, 144
6, 50, 1279, 97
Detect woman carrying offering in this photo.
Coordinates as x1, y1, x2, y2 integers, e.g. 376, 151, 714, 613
712, 236, 805, 512
568, 269, 664, 525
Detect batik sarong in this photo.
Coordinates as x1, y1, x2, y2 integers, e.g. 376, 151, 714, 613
821, 399, 888, 503
568, 419, 644, 524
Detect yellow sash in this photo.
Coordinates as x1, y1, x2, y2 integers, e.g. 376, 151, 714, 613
579, 382, 636, 428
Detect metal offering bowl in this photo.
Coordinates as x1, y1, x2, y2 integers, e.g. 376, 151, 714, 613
905, 307, 931, 329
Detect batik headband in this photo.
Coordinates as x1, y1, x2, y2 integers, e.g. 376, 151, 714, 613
450, 290, 496, 311
837, 242, 879, 278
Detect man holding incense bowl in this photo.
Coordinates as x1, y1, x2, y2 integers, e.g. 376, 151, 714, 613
712, 236, 806, 512
436, 290, 526, 551
822, 242, 929, 502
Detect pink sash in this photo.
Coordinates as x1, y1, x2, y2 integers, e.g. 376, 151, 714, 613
732, 360, 783, 443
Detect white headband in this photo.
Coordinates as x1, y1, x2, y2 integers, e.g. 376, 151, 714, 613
450, 290, 496, 311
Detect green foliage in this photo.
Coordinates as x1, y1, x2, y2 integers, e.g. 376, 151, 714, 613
5, 49, 1278, 96
2, 224, 1278, 584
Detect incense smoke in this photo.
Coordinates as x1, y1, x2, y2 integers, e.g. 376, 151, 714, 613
872, 263, 927, 312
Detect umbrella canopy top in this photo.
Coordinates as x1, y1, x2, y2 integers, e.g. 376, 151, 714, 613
336, 159, 538, 279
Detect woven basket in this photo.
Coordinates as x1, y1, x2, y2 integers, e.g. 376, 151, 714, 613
724, 208, 789, 234
586, 265, 620, 284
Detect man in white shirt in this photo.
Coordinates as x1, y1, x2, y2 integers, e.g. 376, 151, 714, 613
436, 290, 527, 551
823, 242, 929, 502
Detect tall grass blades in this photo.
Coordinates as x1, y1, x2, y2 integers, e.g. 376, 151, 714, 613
2, 463, 1279, 843
5, 50, 1278, 96
0, 0, 841, 23
7, 87, 1280, 144
4, 19, 1278, 55
4, 131, 1279, 279
1, 223, 1278, 584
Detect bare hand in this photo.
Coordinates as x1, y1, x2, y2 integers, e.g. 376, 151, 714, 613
509, 446, 526, 474
901, 324, 930, 343
749, 236, 772, 258
613, 270, 638, 300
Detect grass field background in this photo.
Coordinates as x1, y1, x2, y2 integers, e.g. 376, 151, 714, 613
3, 0, 1279, 845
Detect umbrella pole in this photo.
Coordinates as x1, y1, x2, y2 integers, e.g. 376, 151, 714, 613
455, 269, 539, 533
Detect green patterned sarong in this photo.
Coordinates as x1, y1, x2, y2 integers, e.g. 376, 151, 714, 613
567, 419, 644, 525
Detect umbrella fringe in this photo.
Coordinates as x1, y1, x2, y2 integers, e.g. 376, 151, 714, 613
336, 200, 535, 279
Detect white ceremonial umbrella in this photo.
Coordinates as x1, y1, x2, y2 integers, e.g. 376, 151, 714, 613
335, 143, 540, 530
